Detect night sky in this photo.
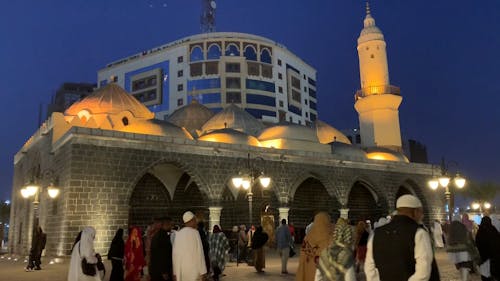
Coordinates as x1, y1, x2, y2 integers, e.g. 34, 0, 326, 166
1, 1, 499, 203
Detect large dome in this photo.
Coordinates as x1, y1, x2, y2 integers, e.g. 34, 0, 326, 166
365, 147, 409, 162
167, 100, 214, 136
201, 104, 265, 136
65, 84, 154, 119
258, 123, 319, 142
198, 128, 260, 146
315, 120, 351, 144
331, 142, 367, 160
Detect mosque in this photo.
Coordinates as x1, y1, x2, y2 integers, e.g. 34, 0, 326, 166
9, 5, 444, 256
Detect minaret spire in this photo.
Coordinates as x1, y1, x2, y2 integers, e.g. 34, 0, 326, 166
366, 1, 371, 15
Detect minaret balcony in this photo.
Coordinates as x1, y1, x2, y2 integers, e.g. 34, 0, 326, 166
355, 85, 400, 101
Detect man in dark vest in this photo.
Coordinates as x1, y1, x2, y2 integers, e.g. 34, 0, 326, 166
365, 194, 440, 281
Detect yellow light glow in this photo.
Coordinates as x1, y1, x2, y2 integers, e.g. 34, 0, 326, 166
259, 139, 283, 149
232, 177, 243, 188
472, 203, 480, 210
428, 180, 439, 190
366, 152, 399, 161
242, 180, 251, 190
259, 176, 271, 188
26, 185, 39, 196
20, 188, 30, 198
484, 202, 491, 209
454, 176, 466, 188
438, 176, 450, 188
47, 187, 60, 198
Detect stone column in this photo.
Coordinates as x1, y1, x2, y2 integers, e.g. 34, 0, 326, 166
278, 207, 290, 223
339, 208, 349, 220
208, 206, 223, 233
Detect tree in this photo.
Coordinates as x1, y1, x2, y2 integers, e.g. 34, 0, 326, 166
456, 181, 500, 201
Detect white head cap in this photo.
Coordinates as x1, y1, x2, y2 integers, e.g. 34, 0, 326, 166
396, 195, 422, 209
182, 211, 195, 223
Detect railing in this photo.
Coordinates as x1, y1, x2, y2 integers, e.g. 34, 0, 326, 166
355, 85, 401, 101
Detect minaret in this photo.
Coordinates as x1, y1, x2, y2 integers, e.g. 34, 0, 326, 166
354, 2, 402, 152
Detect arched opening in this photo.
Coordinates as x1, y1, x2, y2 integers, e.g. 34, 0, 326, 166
225, 44, 240, 56
260, 48, 272, 64
347, 181, 386, 225
129, 173, 171, 230
290, 177, 340, 242
220, 183, 278, 230
395, 186, 413, 207
244, 46, 257, 61
207, 44, 221, 60
190, 46, 204, 62
128, 167, 208, 229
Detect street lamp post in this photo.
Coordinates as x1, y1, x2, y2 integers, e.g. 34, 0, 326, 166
20, 169, 60, 244
428, 158, 466, 222
231, 153, 271, 226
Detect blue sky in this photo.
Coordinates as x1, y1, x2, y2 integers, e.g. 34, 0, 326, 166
1, 1, 499, 204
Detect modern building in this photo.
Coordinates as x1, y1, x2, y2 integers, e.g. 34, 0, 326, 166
97, 32, 318, 126
46, 83, 96, 118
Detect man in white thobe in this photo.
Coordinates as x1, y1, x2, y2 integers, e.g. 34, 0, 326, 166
173, 211, 207, 281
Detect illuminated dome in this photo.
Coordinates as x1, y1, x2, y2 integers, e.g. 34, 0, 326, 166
258, 123, 319, 142
167, 100, 214, 136
201, 104, 265, 136
119, 119, 193, 139
65, 84, 154, 119
331, 142, 367, 160
365, 147, 409, 162
198, 128, 260, 146
315, 120, 351, 144
358, 4, 385, 44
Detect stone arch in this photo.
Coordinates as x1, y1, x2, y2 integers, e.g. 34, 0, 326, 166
219, 181, 278, 229
289, 177, 341, 229
396, 178, 436, 224
346, 179, 388, 224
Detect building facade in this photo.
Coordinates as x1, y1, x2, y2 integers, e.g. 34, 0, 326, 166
97, 32, 318, 125
46, 83, 96, 118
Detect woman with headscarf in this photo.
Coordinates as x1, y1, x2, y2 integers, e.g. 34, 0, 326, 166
108, 228, 125, 281
354, 221, 369, 273
316, 218, 356, 281
446, 214, 479, 281
68, 227, 104, 281
251, 226, 269, 273
124, 227, 146, 281
296, 212, 333, 281
475, 216, 500, 281
209, 225, 230, 281
462, 213, 474, 234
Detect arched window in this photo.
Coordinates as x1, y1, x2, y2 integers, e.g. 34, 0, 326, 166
225, 44, 240, 56
244, 46, 257, 61
190, 46, 204, 62
122, 117, 129, 126
207, 44, 221, 59
260, 48, 272, 64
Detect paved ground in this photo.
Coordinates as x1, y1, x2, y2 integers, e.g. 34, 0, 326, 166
0, 248, 480, 281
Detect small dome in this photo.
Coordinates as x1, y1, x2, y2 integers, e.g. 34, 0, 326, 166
331, 142, 367, 159
365, 147, 409, 163
65, 84, 154, 119
119, 119, 193, 139
315, 120, 351, 144
358, 9, 385, 44
168, 100, 214, 136
258, 123, 319, 142
201, 104, 265, 136
198, 128, 260, 146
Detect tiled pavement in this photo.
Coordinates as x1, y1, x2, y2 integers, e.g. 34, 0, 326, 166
0, 248, 481, 281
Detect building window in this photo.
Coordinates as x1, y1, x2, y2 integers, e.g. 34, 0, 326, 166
177, 70, 183, 77
277, 59, 282, 66
305, 112, 308, 118
303, 74, 306, 80
304, 86, 307, 92
246, 79, 275, 92
262, 65, 273, 79
207, 44, 221, 59
226, 78, 241, 89
177, 84, 184, 91
244, 45, 257, 61
279, 100, 284, 107
226, 92, 241, 103
278, 73, 283, 80
278, 86, 283, 93
247, 62, 259, 76
305, 99, 308, 105
225, 63, 240, 73
122, 117, 129, 126
260, 48, 272, 64
177, 98, 184, 106
205, 62, 218, 75
371, 54, 375, 59
190, 45, 204, 62
225, 44, 240, 56
356, 134, 361, 144
132, 75, 157, 91
133, 89, 157, 103
291, 76, 301, 89
177, 56, 184, 63
291, 90, 301, 102
190, 63, 203, 77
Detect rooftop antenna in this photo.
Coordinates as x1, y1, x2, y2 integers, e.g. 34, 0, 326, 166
201, 0, 216, 33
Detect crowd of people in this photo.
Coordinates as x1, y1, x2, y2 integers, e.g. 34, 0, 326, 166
22, 199, 500, 281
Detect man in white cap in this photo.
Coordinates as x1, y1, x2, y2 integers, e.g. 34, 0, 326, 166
364, 194, 439, 281
173, 211, 207, 281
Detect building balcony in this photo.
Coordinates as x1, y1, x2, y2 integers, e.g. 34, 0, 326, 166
355, 85, 400, 101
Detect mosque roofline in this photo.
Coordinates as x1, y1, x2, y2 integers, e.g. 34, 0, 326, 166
100, 32, 316, 73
